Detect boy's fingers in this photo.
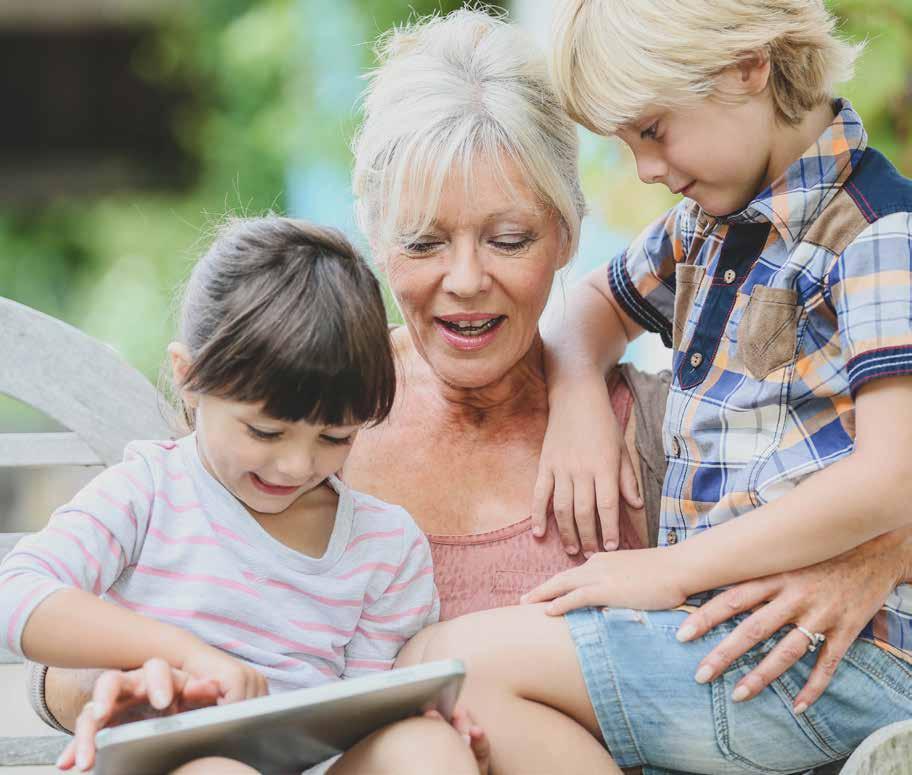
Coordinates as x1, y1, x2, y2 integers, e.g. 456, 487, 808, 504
594, 474, 620, 551
551, 473, 580, 554
619, 450, 643, 508
530, 469, 554, 538
573, 479, 599, 556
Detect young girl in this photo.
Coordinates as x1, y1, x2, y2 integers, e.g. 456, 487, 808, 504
0, 217, 484, 775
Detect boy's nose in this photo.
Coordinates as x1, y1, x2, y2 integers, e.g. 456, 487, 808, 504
635, 151, 668, 185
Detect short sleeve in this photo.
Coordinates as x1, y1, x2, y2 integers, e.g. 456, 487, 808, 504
607, 203, 693, 348
342, 517, 438, 678
827, 211, 912, 395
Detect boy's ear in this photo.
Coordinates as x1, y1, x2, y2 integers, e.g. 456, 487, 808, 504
167, 342, 199, 409
735, 49, 772, 96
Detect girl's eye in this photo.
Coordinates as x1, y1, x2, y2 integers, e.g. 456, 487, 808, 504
321, 434, 354, 446
490, 237, 533, 253
639, 121, 659, 141
246, 425, 282, 441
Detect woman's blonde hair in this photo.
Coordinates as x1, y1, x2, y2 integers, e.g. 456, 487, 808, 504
551, 0, 863, 135
352, 8, 586, 255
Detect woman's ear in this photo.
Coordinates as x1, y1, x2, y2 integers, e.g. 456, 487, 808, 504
167, 342, 198, 410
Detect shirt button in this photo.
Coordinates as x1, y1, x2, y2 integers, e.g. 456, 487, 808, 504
671, 436, 681, 457
667, 528, 678, 545
690, 351, 703, 368
723, 268, 736, 284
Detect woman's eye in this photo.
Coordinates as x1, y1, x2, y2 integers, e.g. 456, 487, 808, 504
490, 237, 532, 252
321, 434, 354, 446
246, 425, 282, 441
639, 122, 659, 141
404, 240, 442, 255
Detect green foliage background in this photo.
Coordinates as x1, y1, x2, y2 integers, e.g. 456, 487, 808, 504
1, 0, 910, 426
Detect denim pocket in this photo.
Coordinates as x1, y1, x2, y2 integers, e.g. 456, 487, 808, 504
711, 657, 838, 773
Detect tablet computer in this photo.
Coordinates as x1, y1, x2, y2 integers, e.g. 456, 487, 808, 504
93, 659, 465, 775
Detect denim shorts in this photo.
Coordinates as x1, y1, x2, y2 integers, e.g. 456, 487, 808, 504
566, 606, 912, 775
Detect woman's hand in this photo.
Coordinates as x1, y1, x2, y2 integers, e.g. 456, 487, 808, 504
531, 374, 642, 556
521, 547, 686, 613
55, 659, 221, 771
677, 527, 912, 712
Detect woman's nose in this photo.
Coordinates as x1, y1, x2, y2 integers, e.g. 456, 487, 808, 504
442, 241, 490, 297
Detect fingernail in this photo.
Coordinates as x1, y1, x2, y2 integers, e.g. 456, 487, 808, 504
731, 685, 750, 702
532, 527, 544, 537
55, 753, 66, 768
92, 702, 107, 720
694, 665, 713, 684
583, 550, 594, 559
151, 689, 169, 708
604, 541, 617, 551
462, 733, 472, 745
519, 594, 528, 604
566, 545, 579, 555
793, 702, 808, 715
676, 624, 697, 642
76, 750, 90, 771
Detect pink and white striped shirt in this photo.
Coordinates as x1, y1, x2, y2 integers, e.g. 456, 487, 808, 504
0, 435, 439, 692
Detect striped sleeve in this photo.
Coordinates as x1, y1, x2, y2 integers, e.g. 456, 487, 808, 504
828, 211, 912, 395
607, 203, 691, 348
0, 451, 155, 656
342, 516, 438, 678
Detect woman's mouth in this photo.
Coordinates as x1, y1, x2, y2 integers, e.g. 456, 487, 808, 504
434, 315, 506, 350
250, 473, 301, 496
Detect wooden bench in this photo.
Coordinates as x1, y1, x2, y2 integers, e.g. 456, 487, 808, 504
1, 295, 909, 773
0, 296, 172, 769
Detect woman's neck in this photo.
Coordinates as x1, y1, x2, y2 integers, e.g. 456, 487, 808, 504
409, 336, 549, 433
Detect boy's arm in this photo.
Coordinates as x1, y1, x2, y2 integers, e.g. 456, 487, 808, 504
673, 374, 912, 594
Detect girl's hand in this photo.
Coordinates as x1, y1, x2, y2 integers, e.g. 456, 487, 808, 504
181, 644, 269, 705
531, 374, 642, 557
677, 528, 912, 712
55, 659, 221, 772
521, 548, 686, 613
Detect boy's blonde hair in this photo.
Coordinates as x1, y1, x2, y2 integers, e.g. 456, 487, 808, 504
353, 8, 586, 255
551, 0, 862, 135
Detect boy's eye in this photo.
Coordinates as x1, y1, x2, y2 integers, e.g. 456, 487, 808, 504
320, 434, 354, 446
639, 121, 659, 141
246, 425, 282, 441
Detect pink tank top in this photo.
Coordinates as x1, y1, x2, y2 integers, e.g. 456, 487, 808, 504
428, 377, 643, 621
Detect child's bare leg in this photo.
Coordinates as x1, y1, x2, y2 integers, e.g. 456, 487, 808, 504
421, 604, 623, 775
169, 757, 260, 774
327, 716, 480, 775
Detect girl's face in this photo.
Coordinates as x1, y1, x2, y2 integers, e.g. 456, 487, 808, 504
192, 393, 359, 515
380, 154, 569, 389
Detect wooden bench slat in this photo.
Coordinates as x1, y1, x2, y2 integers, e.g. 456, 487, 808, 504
0, 433, 105, 467
0, 736, 68, 766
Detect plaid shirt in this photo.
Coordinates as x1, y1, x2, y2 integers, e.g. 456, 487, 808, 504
609, 100, 912, 657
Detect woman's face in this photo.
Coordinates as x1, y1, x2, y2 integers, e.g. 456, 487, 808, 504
382, 155, 569, 389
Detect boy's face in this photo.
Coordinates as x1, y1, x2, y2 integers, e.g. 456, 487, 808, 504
616, 74, 776, 217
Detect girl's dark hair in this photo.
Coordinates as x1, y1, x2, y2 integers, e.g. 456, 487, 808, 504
178, 216, 395, 428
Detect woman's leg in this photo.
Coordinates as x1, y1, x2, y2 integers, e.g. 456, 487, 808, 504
419, 604, 623, 775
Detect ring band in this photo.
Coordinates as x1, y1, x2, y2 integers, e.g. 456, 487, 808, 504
796, 625, 826, 652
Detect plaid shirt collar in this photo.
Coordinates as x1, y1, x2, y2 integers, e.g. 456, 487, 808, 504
718, 99, 868, 247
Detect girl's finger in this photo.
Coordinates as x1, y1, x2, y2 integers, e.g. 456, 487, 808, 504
72, 704, 103, 771
551, 473, 580, 554
55, 738, 77, 770
546, 586, 597, 616
792, 636, 851, 713
530, 468, 554, 539
144, 658, 179, 709
521, 568, 582, 605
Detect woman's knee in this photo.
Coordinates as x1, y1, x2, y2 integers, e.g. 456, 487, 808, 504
169, 757, 261, 774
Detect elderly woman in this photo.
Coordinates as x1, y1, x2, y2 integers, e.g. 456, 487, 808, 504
39, 9, 912, 775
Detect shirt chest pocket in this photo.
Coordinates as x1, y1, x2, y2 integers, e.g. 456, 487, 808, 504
673, 263, 706, 351
739, 284, 801, 380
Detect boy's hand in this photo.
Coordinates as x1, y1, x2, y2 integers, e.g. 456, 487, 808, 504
521, 547, 685, 613
55, 659, 221, 772
181, 644, 269, 705
531, 374, 642, 556
426, 705, 490, 775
